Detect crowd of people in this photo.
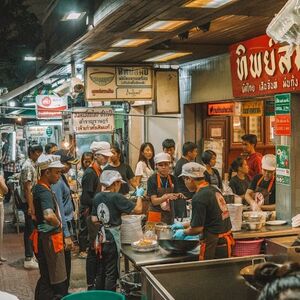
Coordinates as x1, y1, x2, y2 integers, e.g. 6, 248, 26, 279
0, 132, 283, 300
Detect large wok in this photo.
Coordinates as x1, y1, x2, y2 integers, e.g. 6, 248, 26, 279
158, 239, 199, 254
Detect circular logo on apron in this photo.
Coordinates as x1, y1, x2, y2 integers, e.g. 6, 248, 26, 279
97, 203, 110, 224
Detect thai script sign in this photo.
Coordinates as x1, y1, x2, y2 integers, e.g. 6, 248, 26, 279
36, 95, 68, 119
208, 102, 234, 115
240, 101, 263, 116
230, 35, 300, 97
275, 93, 291, 136
86, 66, 153, 100
72, 108, 114, 133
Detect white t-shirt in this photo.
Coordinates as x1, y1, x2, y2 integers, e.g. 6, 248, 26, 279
135, 161, 153, 189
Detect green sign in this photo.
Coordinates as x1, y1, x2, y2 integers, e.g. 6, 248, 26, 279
275, 93, 291, 115
46, 126, 53, 137
276, 145, 290, 185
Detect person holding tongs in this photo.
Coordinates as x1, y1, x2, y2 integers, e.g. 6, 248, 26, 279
147, 152, 185, 225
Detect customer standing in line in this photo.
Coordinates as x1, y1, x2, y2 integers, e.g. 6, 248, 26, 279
19, 143, 43, 269
202, 150, 223, 190
241, 134, 262, 180
174, 142, 198, 218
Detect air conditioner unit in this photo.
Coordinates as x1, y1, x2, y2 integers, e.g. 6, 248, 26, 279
267, 0, 300, 45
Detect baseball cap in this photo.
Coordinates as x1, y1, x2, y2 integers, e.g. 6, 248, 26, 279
179, 162, 206, 178
262, 154, 276, 171
37, 154, 65, 170
54, 149, 79, 165
154, 152, 171, 164
100, 170, 126, 187
90, 141, 113, 157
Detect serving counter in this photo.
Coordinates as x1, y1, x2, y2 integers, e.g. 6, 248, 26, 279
233, 225, 300, 239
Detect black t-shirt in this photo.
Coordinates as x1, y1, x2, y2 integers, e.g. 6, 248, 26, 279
147, 172, 178, 197
229, 175, 250, 196
174, 157, 194, 199
91, 192, 135, 226
204, 168, 223, 190
80, 167, 100, 209
191, 186, 232, 234
33, 184, 60, 233
249, 174, 276, 205
103, 163, 135, 195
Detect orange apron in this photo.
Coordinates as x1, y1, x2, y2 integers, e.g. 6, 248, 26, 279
196, 182, 235, 260
148, 173, 174, 224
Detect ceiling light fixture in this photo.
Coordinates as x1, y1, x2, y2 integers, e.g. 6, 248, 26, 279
84, 51, 123, 62
144, 52, 192, 62
111, 39, 151, 47
24, 56, 43, 61
61, 11, 86, 21
184, 0, 234, 8
140, 20, 192, 32
9, 100, 16, 107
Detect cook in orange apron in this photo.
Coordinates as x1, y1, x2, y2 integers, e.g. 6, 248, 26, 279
148, 173, 175, 225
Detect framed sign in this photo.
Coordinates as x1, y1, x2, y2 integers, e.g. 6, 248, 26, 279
85, 65, 153, 101
36, 95, 68, 119
155, 69, 180, 114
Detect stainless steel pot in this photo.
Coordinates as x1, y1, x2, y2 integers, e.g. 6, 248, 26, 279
155, 223, 173, 240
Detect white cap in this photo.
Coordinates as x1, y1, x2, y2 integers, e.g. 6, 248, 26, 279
262, 154, 276, 171
90, 141, 113, 157
179, 162, 206, 178
100, 170, 126, 187
154, 152, 171, 164
36, 154, 65, 170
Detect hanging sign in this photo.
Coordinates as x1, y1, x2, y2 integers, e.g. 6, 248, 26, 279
208, 102, 234, 115
86, 66, 153, 100
240, 101, 263, 116
72, 107, 114, 133
275, 93, 291, 114
230, 34, 300, 98
275, 115, 291, 136
276, 145, 290, 185
36, 95, 68, 119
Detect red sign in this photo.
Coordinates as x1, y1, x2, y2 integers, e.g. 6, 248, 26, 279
275, 115, 291, 136
36, 95, 68, 119
208, 102, 234, 115
230, 35, 300, 98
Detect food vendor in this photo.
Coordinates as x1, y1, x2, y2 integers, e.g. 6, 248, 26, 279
172, 162, 234, 260
245, 154, 276, 211
147, 152, 184, 225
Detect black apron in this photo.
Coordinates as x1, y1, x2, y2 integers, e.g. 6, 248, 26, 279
254, 175, 275, 205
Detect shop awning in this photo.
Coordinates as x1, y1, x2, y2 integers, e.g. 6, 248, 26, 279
0, 66, 65, 105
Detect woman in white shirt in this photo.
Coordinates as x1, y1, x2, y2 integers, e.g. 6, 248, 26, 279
135, 143, 155, 190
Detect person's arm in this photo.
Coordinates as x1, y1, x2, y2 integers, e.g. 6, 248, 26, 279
43, 209, 60, 227
261, 204, 276, 211
126, 164, 138, 188
135, 176, 142, 186
0, 176, 8, 194
24, 181, 35, 218
184, 226, 203, 236
245, 188, 255, 205
132, 196, 142, 214
150, 193, 178, 206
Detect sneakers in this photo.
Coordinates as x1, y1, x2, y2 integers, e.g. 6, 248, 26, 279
24, 257, 39, 270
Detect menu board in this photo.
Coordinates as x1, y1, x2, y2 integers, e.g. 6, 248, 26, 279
203, 139, 224, 177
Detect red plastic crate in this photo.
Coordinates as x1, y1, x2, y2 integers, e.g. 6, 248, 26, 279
233, 239, 264, 257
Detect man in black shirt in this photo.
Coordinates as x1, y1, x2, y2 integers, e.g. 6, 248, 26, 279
78, 141, 113, 290
32, 154, 68, 299
174, 142, 198, 218
91, 170, 143, 291
245, 154, 276, 211
172, 162, 233, 260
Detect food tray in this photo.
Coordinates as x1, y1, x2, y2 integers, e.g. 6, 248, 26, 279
131, 240, 158, 252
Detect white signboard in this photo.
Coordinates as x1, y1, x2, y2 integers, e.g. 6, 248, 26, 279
26, 126, 47, 138
72, 108, 114, 133
86, 66, 153, 100
203, 139, 224, 177
36, 95, 68, 119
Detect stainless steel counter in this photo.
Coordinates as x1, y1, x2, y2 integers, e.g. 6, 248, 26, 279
233, 225, 300, 239
121, 244, 199, 272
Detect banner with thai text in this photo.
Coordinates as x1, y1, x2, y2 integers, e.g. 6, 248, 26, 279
230, 34, 300, 98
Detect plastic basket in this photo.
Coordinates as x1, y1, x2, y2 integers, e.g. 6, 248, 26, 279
233, 239, 264, 257
62, 290, 125, 300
